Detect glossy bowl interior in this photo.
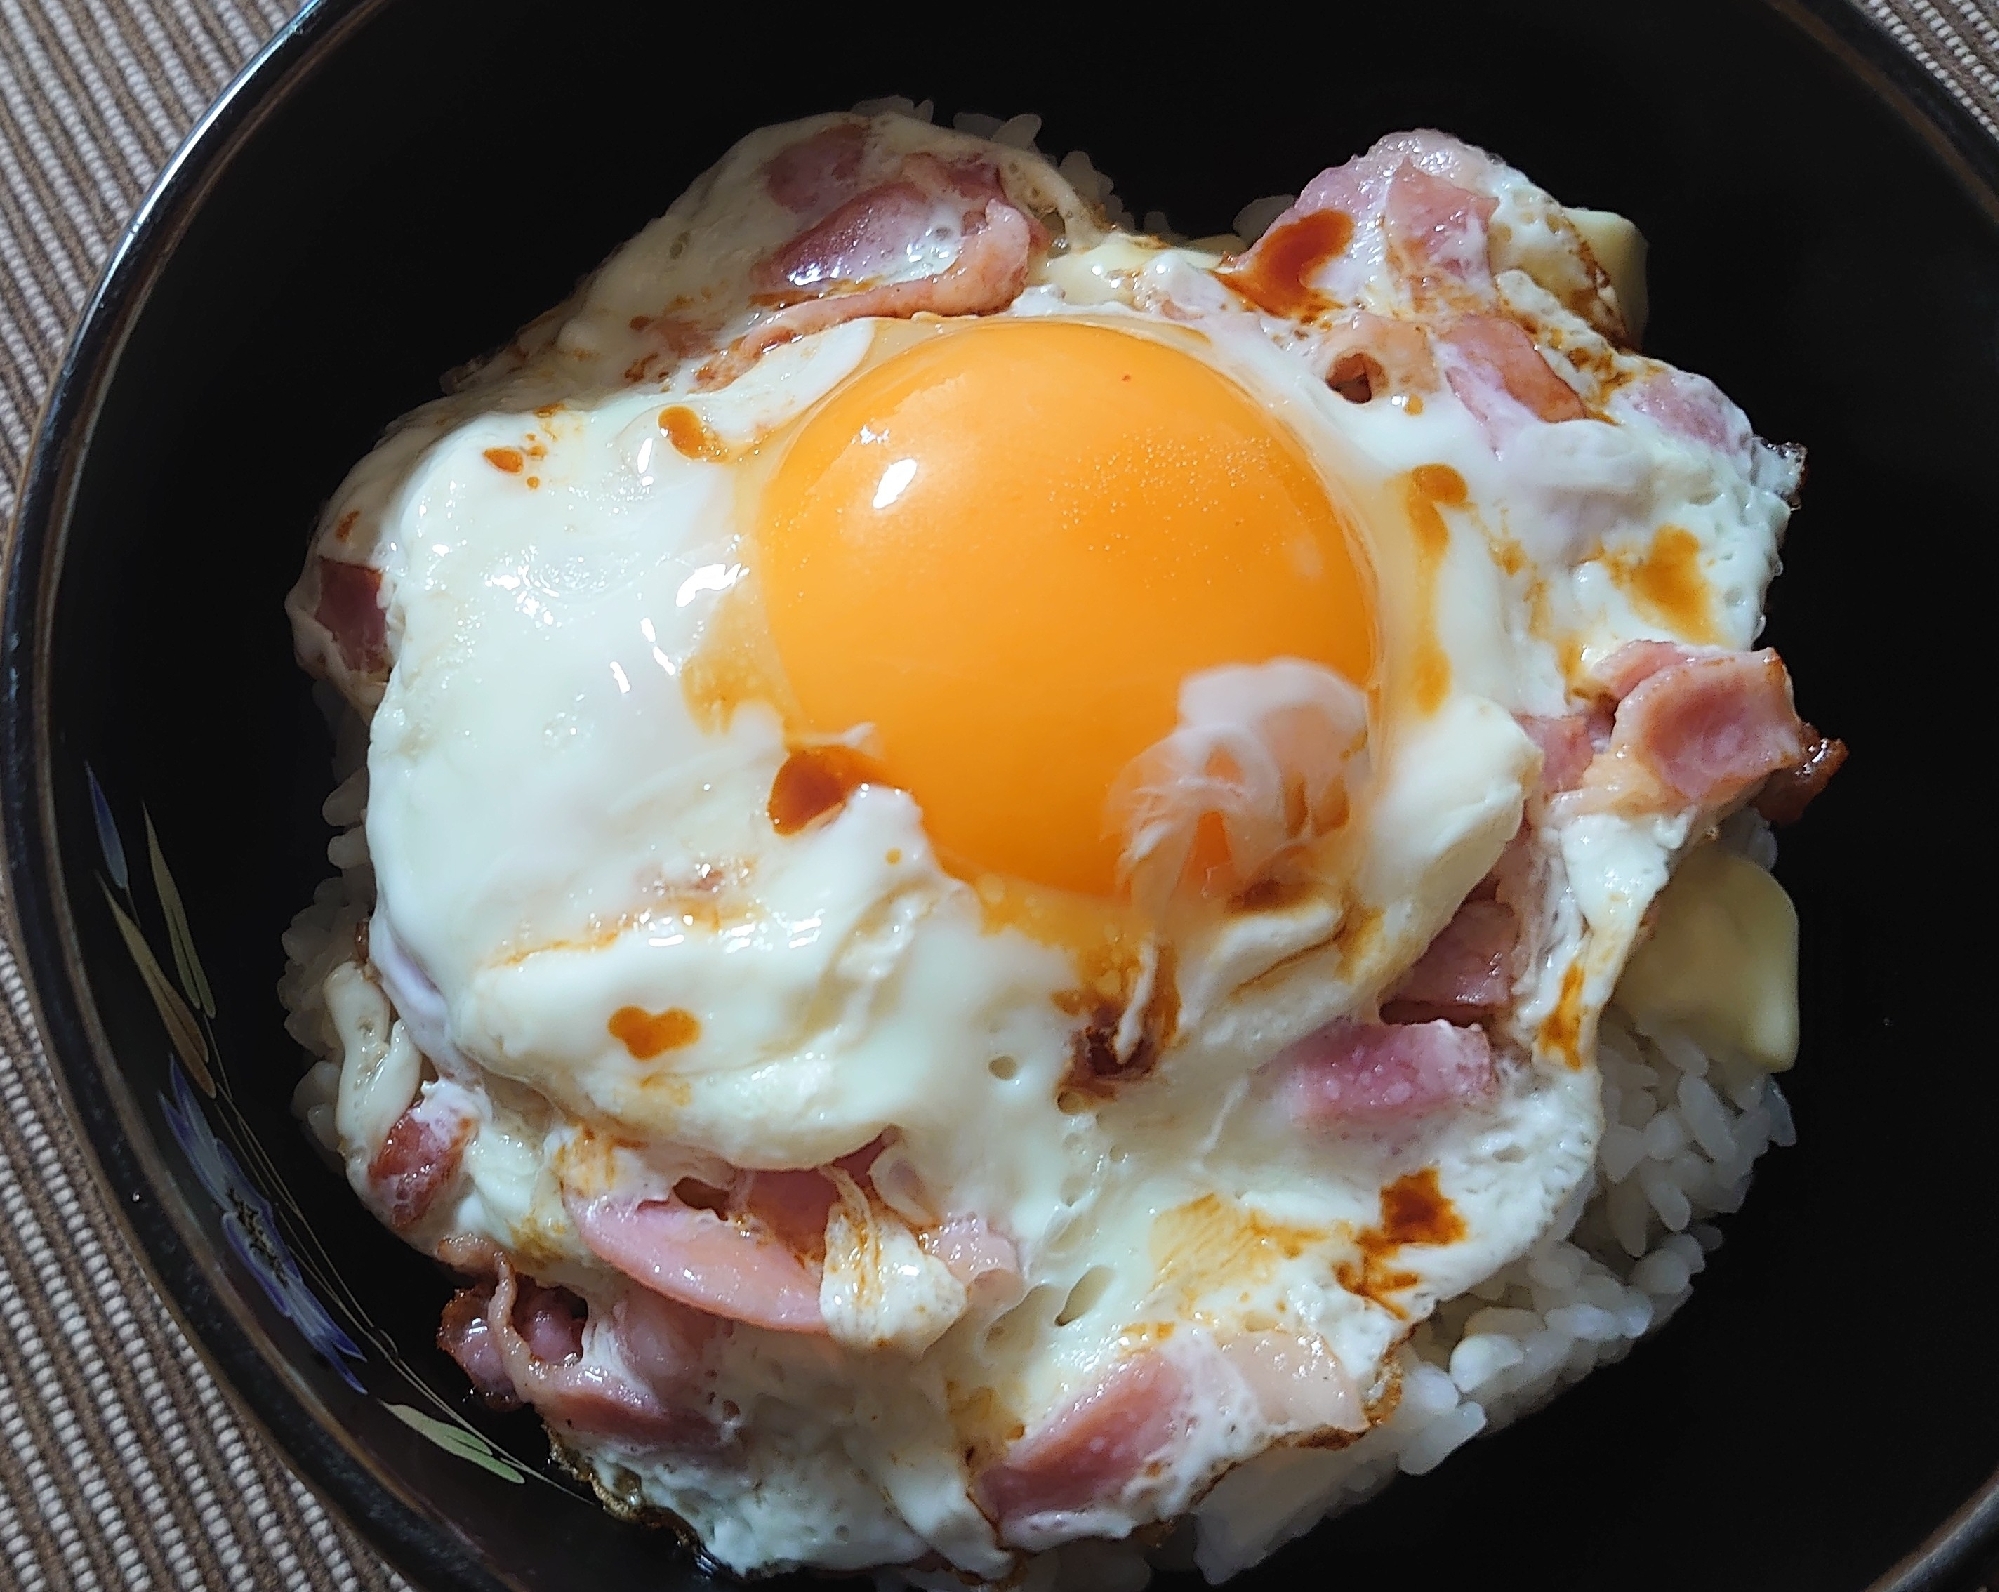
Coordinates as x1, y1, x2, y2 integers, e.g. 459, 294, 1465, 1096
6, 2, 1998, 1589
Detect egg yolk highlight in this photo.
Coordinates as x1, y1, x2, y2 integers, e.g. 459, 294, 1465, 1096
758, 319, 1375, 896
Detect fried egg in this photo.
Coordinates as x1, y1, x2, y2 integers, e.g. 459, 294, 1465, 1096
284, 105, 1823, 1581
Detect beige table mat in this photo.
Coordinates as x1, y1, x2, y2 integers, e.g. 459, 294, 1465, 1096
3, 2, 1997, 1588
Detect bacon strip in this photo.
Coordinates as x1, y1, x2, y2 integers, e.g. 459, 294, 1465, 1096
1292, 131, 1496, 223
437, 1285, 514, 1404
756, 178, 942, 297
735, 1168, 838, 1257
1439, 315, 1587, 429
515, 1277, 586, 1362
702, 197, 1033, 389
565, 1139, 950, 1337
919, 1214, 1021, 1291
433, 1232, 503, 1276
1220, 1330, 1366, 1435
974, 1351, 1188, 1529
1610, 649, 1805, 809
1517, 711, 1602, 793
614, 1286, 718, 1393
1280, 1019, 1497, 1127
1382, 899, 1519, 1024
366, 1090, 475, 1230
1613, 368, 1752, 462
475, 1261, 718, 1451
761, 120, 865, 213
1754, 729, 1847, 824
752, 151, 1014, 301
568, 1193, 828, 1335
1590, 639, 1705, 702
1384, 163, 1497, 288
1239, 130, 1501, 311
312, 559, 387, 675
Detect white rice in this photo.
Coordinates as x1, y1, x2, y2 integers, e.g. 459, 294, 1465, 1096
281, 690, 374, 1159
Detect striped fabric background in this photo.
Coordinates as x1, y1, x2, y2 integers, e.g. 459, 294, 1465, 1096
2, 2, 1995, 1587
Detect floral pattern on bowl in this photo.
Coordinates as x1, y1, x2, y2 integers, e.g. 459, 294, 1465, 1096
89, 762, 551, 1490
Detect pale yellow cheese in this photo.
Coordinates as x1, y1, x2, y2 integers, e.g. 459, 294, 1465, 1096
1566, 206, 1650, 345
1615, 844, 1799, 1073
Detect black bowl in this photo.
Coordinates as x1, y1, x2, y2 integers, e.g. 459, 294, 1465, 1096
6, 2, 1996, 1589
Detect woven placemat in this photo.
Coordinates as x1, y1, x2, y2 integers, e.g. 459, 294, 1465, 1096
3, 3, 1996, 1587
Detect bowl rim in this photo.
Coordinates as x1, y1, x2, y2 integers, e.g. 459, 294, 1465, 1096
2, 2, 1995, 1589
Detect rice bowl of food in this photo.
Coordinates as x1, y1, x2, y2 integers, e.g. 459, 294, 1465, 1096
265, 94, 1853, 1585
5, 5, 1995, 1592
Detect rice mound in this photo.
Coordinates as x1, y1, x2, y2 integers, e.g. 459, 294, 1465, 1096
280, 106, 1801, 1587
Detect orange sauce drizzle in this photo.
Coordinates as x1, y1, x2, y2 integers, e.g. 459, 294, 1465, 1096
659, 405, 729, 462
607, 1005, 700, 1060
1338, 1167, 1467, 1315
1606, 524, 1717, 643
767, 745, 883, 835
1403, 466, 1465, 712
1219, 209, 1355, 318
1536, 960, 1589, 1068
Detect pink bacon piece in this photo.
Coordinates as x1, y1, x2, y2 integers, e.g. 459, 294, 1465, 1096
734, 1167, 838, 1255
1256, 130, 1499, 277
919, 1213, 1021, 1291
1564, 643, 1839, 819
1384, 162, 1498, 290
515, 1277, 586, 1362
974, 1351, 1189, 1531
614, 1286, 718, 1395
756, 177, 946, 298
754, 153, 1013, 301
731, 1136, 891, 1252
567, 1138, 997, 1337
1220, 1330, 1366, 1435
703, 196, 1033, 388
1280, 1019, 1497, 1128
437, 1285, 514, 1404
760, 119, 865, 213
1755, 731, 1848, 824
470, 1261, 718, 1451
1590, 639, 1705, 702
433, 1232, 503, 1277
1438, 314, 1587, 432
569, 1192, 828, 1335
1295, 130, 1495, 220
312, 558, 387, 676
1608, 647, 1807, 809
1517, 710, 1605, 794
701, 150, 1037, 390
1613, 368, 1754, 464
1382, 899, 1519, 1025
366, 1088, 476, 1230
1225, 130, 1504, 325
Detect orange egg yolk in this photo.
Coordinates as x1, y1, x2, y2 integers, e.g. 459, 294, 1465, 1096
758, 319, 1375, 897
